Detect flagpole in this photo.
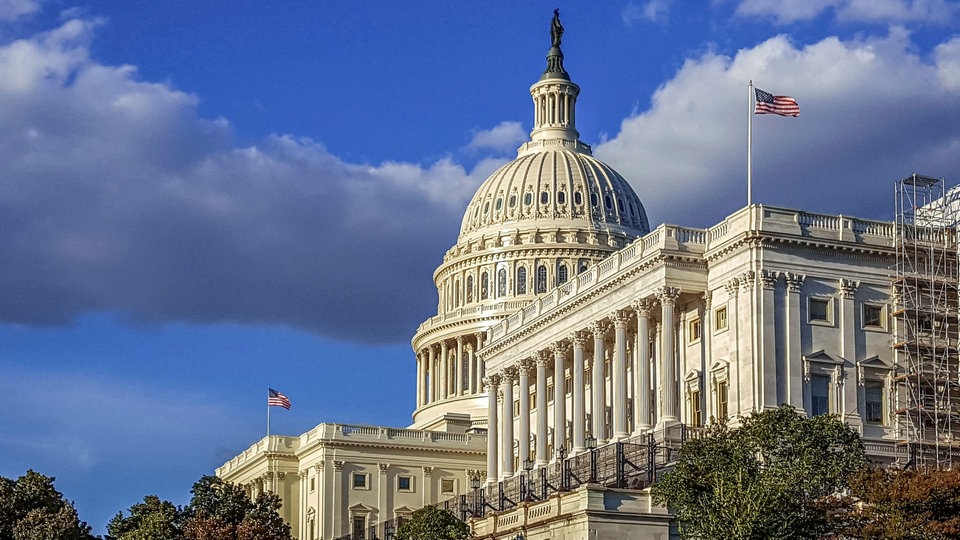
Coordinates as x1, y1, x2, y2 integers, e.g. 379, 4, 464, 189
747, 80, 754, 207
267, 387, 271, 438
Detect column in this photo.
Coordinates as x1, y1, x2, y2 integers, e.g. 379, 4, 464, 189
611, 310, 630, 440
416, 352, 424, 408
517, 359, 533, 468
428, 345, 437, 403
332, 461, 344, 539
467, 343, 476, 395
657, 287, 681, 428
701, 292, 712, 418
377, 463, 388, 530
839, 279, 861, 428
633, 300, 655, 433
475, 332, 486, 391
455, 336, 464, 396
784, 274, 805, 409
440, 340, 449, 399
589, 321, 607, 443
552, 341, 569, 453
484, 375, 501, 483
501, 368, 517, 477
725, 279, 741, 416
759, 270, 778, 409
570, 332, 587, 453
535, 351, 549, 465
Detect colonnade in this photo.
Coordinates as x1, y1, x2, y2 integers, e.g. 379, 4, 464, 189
483, 287, 687, 482
415, 332, 486, 408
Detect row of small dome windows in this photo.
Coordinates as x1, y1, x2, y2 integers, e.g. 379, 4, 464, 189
445, 262, 590, 309
474, 191, 637, 219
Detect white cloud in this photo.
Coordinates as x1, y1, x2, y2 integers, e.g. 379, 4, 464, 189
735, 0, 959, 24
0, 0, 40, 21
622, 0, 673, 24
0, 17, 489, 343
595, 28, 960, 228
467, 121, 527, 153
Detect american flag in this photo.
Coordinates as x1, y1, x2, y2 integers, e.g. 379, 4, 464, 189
754, 88, 800, 117
268, 388, 291, 410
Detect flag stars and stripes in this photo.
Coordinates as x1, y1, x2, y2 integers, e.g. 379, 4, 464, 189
754, 88, 800, 117
268, 388, 291, 410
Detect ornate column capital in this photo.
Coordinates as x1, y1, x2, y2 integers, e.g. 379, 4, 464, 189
839, 278, 859, 299
587, 320, 608, 337
610, 309, 631, 327
551, 341, 570, 357
784, 272, 805, 293
333, 460, 344, 471
568, 331, 589, 347
701, 290, 712, 310
759, 269, 778, 290
502, 366, 518, 383
299, 470, 309, 480
314, 462, 324, 472
656, 286, 681, 305
456, 335, 465, 345
723, 278, 740, 297
423, 466, 433, 476
483, 374, 502, 390
535, 350, 551, 368
633, 298, 657, 317
739, 271, 756, 291
378, 463, 389, 473
516, 357, 535, 374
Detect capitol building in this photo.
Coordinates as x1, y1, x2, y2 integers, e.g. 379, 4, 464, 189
216, 13, 950, 540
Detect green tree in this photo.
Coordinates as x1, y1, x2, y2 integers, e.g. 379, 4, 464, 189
0, 470, 96, 540
394, 506, 470, 540
181, 476, 291, 540
652, 405, 867, 540
106, 495, 182, 540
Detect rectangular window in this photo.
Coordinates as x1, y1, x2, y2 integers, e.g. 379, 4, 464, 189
397, 475, 412, 492
310, 477, 315, 492
690, 390, 702, 426
441, 478, 455, 494
530, 391, 537, 410
352, 473, 367, 489
865, 382, 884, 424
716, 381, 728, 420
564, 375, 572, 395
809, 298, 830, 322
811, 375, 830, 416
547, 384, 554, 402
715, 307, 728, 331
514, 399, 520, 416
863, 304, 883, 328
689, 318, 702, 342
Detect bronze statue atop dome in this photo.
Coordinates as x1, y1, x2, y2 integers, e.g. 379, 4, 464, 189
551, 9, 563, 48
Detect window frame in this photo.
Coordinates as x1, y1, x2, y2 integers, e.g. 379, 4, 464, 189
808, 297, 832, 325
352, 472, 370, 490
714, 306, 728, 332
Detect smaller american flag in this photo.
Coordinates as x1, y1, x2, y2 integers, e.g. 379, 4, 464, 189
755, 88, 800, 117
268, 388, 291, 410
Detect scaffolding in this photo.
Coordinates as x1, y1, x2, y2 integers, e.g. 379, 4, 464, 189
894, 174, 960, 468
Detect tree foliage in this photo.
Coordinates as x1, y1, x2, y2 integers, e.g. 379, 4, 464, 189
651, 405, 867, 540
107, 475, 291, 540
181, 476, 291, 540
827, 467, 960, 539
0, 470, 96, 540
394, 506, 470, 540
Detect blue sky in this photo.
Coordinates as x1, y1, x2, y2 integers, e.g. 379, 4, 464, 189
1, 0, 959, 533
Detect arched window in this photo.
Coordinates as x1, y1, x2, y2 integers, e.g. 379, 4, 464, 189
466, 275, 474, 303
557, 265, 568, 285
574, 192, 583, 206
497, 268, 507, 296
578, 261, 589, 274
536, 265, 548, 294
517, 267, 527, 294
481, 272, 489, 300
557, 192, 566, 204
454, 280, 460, 306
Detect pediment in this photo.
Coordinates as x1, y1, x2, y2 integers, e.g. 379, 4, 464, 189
858, 355, 891, 369
804, 349, 843, 365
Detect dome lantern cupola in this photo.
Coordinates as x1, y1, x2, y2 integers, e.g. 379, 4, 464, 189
526, 9, 581, 150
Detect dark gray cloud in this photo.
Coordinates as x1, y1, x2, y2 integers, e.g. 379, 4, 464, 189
0, 19, 487, 343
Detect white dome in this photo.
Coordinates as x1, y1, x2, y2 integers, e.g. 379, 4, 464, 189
458, 145, 649, 244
